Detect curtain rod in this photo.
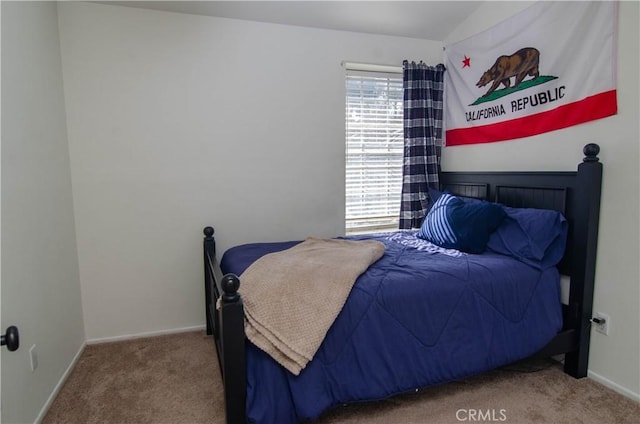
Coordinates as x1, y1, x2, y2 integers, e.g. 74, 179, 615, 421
341, 61, 403, 74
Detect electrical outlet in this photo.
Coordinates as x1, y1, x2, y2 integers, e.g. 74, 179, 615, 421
29, 344, 38, 372
594, 312, 610, 335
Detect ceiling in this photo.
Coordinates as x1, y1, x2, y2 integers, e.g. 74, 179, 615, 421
94, 1, 485, 41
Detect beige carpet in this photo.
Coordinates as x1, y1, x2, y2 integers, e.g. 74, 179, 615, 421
43, 331, 639, 424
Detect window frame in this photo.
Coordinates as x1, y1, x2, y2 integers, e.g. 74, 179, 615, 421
345, 66, 404, 235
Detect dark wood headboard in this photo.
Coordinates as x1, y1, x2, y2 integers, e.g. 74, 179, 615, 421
439, 143, 602, 378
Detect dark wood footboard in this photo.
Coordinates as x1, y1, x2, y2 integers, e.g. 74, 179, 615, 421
203, 227, 247, 423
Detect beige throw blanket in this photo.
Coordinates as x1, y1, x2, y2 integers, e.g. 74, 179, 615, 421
240, 237, 385, 375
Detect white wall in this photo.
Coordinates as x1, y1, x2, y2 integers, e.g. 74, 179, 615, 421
57, 2, 442, 341
1, 2, 85, 423
444, 1, 640, 400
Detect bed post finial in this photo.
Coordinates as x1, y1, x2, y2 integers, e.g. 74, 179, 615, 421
221, 274, 241, 303
203, 226, 215, 239
583, 143, 600, 162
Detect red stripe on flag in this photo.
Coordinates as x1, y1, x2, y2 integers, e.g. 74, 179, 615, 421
445, 90, 617, 146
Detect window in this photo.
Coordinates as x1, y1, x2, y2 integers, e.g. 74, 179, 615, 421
345, 70, 403, 234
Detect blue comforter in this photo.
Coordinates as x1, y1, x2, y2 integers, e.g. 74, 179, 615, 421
220, 231, 563, 423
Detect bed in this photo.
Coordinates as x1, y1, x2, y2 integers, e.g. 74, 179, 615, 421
203, 143, 602, 423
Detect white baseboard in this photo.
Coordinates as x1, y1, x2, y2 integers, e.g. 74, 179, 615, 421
86, 325, 206, 345
34, 341, 87, 424
588, 370, 640, 402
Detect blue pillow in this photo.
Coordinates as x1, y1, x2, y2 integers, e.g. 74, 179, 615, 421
418, 193, 506, 253
486, 206, 568, 268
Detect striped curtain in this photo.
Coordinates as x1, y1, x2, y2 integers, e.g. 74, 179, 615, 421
399, 61, 446, 229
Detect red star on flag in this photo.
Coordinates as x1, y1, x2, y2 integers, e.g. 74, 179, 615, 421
462, 55, 471, 68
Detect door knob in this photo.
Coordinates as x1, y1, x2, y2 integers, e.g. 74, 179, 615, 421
1, 326, 19, 351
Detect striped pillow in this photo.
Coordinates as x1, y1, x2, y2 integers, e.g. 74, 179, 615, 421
417, 193, 506, 253
417, 193, 459, 247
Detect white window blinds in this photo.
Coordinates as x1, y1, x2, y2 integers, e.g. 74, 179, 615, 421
345, 70, 403, 234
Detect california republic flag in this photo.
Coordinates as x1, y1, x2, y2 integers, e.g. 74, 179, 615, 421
444, 1, 618, 146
